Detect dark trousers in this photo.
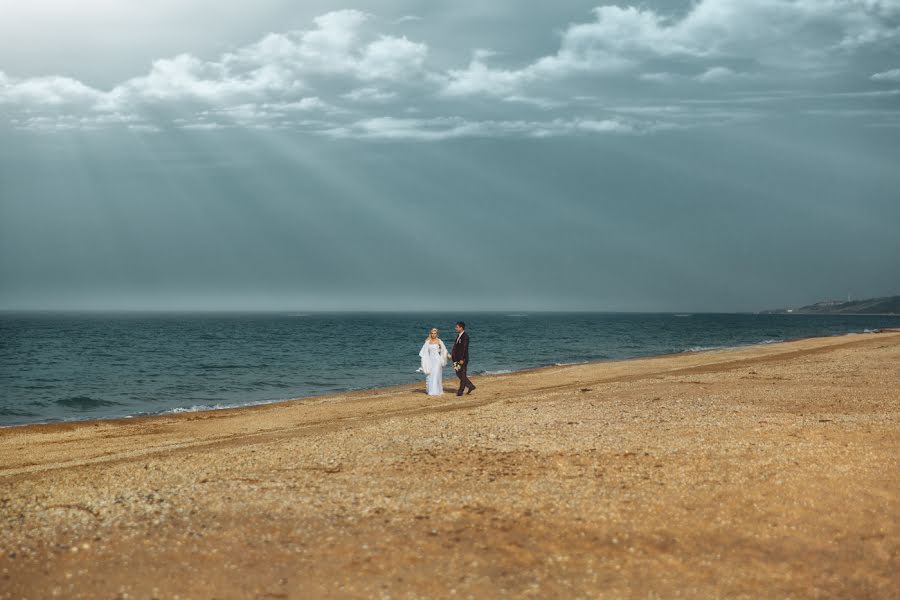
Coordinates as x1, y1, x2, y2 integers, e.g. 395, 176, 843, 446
455, 362, 475, 394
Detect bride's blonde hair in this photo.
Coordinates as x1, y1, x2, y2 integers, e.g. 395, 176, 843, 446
425, 327, 439, 342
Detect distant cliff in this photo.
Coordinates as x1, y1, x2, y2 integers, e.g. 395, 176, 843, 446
761, 295, 900, 315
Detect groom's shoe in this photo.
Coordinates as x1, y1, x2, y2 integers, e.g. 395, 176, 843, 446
456, 391, 464, 397
466, 385, 476, 395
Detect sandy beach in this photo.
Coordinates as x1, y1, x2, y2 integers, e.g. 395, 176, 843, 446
1, 330, 898, 599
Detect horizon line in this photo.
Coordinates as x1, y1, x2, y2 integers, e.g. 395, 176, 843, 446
0, 308, 877, 316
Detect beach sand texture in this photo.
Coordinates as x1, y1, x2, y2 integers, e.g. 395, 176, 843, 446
2, 330, 898, 599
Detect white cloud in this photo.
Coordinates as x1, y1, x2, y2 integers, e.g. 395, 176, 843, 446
103, 54, 298, 109
342, 87, 398, 102
2, 4, 898, 137
203, 103, 271, 122
695, 66, 742, 82
9, 112, 147, 132
181, 122, 229, 130
0, 71, 104, 106
674, 0, 900, 57
440, 51, 536, 97
439, 0, 900, 97
323, 116, 478, 140
440, 62, 510, 97
266, 97, 334, 111
217, 10, 426, 84
186, 97, 338, 128
576, 119, 634, 133
358, 35, 427, 80
322, 115, 660, 141
3, 9, 429, 116
393, 15, 422, 25
128, 124, 161, 133
441, 37, 633, 98
503, 95, 566, 109
104, 10, 427, 108
871, 67, 900, 81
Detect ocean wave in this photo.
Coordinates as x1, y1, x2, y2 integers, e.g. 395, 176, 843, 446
55, 396, 122, 409
686, 346, 719, 353
159, 395, 305, 416
686, 338, 784, 353
165, 403, 230, 414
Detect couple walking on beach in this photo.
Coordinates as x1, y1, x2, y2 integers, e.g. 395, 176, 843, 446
418, 321, 476, 397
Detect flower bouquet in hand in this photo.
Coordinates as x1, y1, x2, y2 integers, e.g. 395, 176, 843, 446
453, 360, 463, 372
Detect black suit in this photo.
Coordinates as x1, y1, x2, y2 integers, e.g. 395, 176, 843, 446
451, 331, 475, 395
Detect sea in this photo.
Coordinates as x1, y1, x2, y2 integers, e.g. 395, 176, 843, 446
2, 311, 898, 427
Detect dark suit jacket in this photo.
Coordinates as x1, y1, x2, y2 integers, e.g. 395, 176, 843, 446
451, 331, 470, 363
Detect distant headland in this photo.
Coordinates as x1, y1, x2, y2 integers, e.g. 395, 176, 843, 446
761, 295, 900, 315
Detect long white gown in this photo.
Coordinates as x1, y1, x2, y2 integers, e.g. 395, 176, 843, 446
419, 340, 448, 396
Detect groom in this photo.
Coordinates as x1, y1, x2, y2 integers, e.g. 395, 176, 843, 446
451, 321, 476, 396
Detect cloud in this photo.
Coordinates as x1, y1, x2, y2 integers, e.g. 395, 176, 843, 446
439, 0, 900, 97
441, 54, 535, 97
667, 0, 900, 57
266, 97, 334, 111
180, 122, 229, 130
2, 4, 899, 138
640, 72, 678, 83
4, 9, 428, 115
174, 97, 339, 129
357, 35, 428, 80
871, 67, 900, 81
323, 116, 479, 140
215, 10, 427, 83
0, 72, 104, 107
695, 66, 743, 82
102, 53, 298, 109
105, 10, 427, 108
342, 87, 398, 102
322, 116, 661, 141
127, 124, 161, 133
502, 95, 566, 109
9, 112, 147, 132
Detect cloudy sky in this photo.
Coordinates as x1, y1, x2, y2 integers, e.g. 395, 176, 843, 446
1, 0, 899, 312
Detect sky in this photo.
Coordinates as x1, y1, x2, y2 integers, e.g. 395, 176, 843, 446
1, 0, 899, 312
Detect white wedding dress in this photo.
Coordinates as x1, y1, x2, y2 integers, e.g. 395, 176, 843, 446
419, 340, 449, 396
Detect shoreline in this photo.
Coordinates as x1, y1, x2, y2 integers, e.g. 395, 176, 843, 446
2, 328, 898, 597
3, 327, 897, 433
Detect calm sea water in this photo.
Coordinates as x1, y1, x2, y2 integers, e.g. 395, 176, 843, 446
2, 312, 898, 427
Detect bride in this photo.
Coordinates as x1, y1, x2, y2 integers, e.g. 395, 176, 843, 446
418, 328, 449, 396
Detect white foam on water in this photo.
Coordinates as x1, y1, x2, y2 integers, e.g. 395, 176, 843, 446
165, 403, 230, 414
